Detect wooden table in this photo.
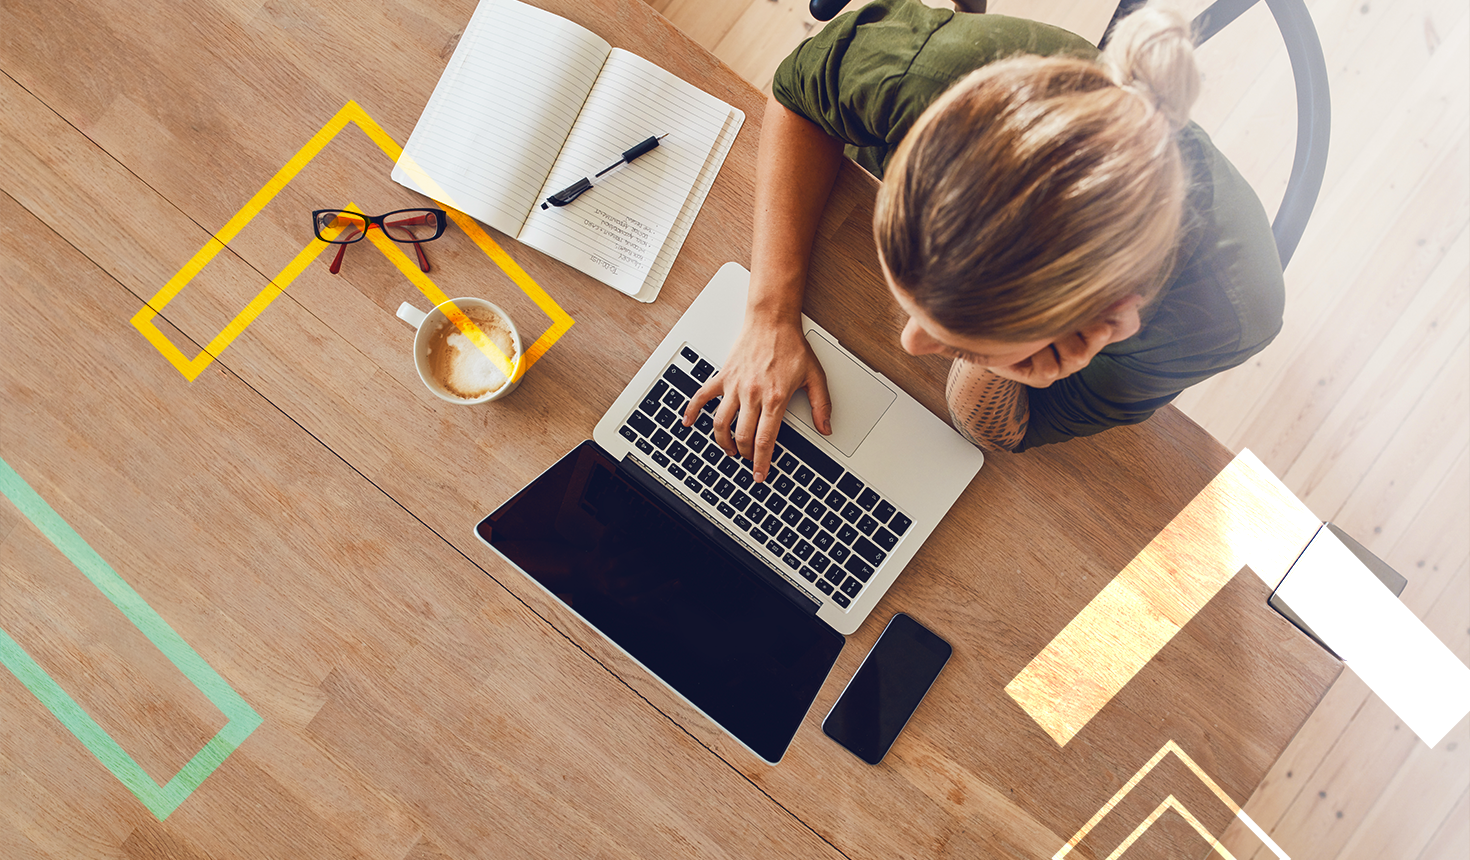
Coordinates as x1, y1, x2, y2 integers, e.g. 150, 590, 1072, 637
0, 0, 1341, 857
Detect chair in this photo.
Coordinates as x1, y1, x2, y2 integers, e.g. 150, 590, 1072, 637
808, 0, 1331, 268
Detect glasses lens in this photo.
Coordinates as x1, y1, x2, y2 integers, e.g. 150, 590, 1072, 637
383, 210, 441, 243
315, 211, 367, 243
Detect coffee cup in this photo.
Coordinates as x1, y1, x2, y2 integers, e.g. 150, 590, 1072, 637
396, 297, 523, 403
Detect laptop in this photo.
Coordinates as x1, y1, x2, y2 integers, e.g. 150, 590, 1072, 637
476, 263, 984, 762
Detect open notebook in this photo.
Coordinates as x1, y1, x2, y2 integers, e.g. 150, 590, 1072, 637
392, 0, 744, 301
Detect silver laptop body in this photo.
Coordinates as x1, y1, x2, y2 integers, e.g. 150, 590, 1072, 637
594, 263, 984, 635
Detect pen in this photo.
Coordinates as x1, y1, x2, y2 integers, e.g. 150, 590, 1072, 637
541, 134, 668, 209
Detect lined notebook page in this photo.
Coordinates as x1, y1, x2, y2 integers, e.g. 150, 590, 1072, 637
392, 0, 609, 237
632, 106, 743, 303
517, 50, 734, 296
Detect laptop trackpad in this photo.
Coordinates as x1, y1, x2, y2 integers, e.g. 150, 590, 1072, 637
786, 329, 896, 457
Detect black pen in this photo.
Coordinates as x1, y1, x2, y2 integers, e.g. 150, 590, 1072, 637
541, 134, 668, 209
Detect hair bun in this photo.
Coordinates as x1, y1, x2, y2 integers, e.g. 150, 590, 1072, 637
1101, 2, 1200, 129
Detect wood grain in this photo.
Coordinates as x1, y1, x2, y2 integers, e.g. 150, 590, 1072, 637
0, 0, 1357, 857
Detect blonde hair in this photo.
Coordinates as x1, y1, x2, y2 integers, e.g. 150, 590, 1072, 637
873, 3, 1200, 341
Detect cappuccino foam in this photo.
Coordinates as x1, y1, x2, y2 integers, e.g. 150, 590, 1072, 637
426, 310, 517, 399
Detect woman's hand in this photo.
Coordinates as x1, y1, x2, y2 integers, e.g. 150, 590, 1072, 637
684, 315, 832, 482
987, 295, 1144, 387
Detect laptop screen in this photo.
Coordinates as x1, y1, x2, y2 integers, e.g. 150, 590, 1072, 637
476, 441, 845, 763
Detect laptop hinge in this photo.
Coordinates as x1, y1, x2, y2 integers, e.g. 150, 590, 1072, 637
615, 455, 822, 616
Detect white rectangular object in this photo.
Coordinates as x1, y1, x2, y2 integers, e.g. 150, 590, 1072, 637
1274, 527, 1470, 747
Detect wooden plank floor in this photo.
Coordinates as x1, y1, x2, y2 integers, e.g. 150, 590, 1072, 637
647, 0, 1470, 857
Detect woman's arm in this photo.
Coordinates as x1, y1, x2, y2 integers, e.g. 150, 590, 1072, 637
683, 94, 846, 481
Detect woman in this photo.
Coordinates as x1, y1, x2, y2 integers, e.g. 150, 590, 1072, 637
684, 0, 1284, 481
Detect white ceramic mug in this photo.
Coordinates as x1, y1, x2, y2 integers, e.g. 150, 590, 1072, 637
396, 297, 523, 403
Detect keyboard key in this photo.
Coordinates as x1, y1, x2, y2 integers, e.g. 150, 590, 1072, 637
750, 482, 771, 502
837, 524, 859, 544
702, 396, 721, 414
793, 465, 815, 486
701, 489, 719, 506
836, 474, 864, 499
773, 474, 795, 496
618, 425, 637, 444
680, 346, 699, 363
692, 358, 716, 381
815, 579, 835, 595
841, 503, 863, 523
651, 428, 672, 450
733, 515, 752, 532
874, 500, 896, 524
666, 441, 688, 462
796, 517, 818, 538
799, 566, 819, 583
776, 423, 843, 482
829, 544, 850, 564
662, 390, 687, 413
667, 463, 687, 480
730, 490, 750, 512
804, 499, 826, 520
856, 488, 881, 511
663, 364, 700, 397
811, 554, 831, 574
778, 527, 799, 548
701, 446, 722, 466
776, 452, 800, 473
635, 438, 653, 454
718, 456, 739, 477
789, 487, 811, 508
746, 503, 767, 523
781, 506, 802, 527
765, 495, 787, 515
716, 501, 735, 519
826, 489, 847, 509
843, 554, 875, 582
856, 514, 878, 536
732, 470, 753, 490
767, 539, 784, 554
821, 511, 842, 532
684, 477, 702, 493
627, 411, 656, 437
809, 477, 831, 498
639, 393, 661, 415
655, 407, 678, 429
683, 453, 702, 472
813, 530, 834, 551
750, 528, 768, 543
651, 451, 670, 467
889, 512, 913, 536
831, 591, 851, 608
763, 514, 782, 534
670, 421, 693, 441
695, 413, 714, 434
852, 536, 886, 567
840, 577, 863, 597
687, 435, 707, 454
873, 527, 898, 551
714, 478, 735, 499
699, 466, 719, 486
794, 540, 814, 560
648, 379, 669, 403
822, 564, 845, 585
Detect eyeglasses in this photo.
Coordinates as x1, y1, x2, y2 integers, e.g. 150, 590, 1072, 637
312, 208, 448, 274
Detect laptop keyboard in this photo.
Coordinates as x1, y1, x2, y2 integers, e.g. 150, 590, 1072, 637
616, 343, 912, 611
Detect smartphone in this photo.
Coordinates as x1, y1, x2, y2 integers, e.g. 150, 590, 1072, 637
822, 613, 952, 764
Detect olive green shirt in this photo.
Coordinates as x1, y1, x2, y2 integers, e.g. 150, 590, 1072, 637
773, 0, 1285, 450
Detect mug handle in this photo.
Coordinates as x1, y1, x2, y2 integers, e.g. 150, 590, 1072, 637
396, 302, 428, 329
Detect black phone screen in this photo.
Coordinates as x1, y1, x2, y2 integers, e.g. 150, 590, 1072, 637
822, 613, 952, 764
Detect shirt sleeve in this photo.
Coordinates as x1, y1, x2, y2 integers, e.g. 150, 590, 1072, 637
771, 1, 1098, 172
